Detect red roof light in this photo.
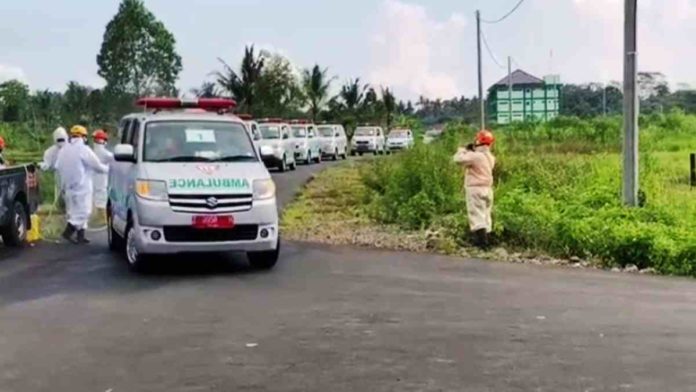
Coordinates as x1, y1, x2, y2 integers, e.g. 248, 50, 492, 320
136, 97, 237, 111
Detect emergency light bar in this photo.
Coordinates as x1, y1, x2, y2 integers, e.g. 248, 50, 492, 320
289, 119, 310, 124
237, 113, 253, 121
136, 97, 237, 111
257, 118, 285, 123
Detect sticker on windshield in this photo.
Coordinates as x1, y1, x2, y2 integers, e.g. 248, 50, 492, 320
185, 129, 216, 143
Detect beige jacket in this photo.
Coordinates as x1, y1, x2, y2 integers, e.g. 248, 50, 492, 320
452, 146, 496, 187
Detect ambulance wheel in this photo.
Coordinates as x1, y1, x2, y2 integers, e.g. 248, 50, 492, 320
1, 200, 28, 247
333, 148, 339, 161
125, 223, 148, 273
248, 238, 280, 270
289, 158, 297, 170
107, 204, 124, 252
315, 151, 322, 163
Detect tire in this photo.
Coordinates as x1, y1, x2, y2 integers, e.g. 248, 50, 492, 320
1, 200, 28, 247
248, 238, 280, 270
333, 149, 339, 161
125, 223, 148, 272
290, 158, 297, 170
306, 150, 312, 165
107, 205, 125, 252
350, 151, 356, 157
341, 148, 348, 160
278, 154, 288, 172
315, 151, 322, 163
373, 149, 379, 156
358, 152, 363, 156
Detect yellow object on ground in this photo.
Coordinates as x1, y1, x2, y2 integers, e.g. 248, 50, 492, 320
27, 214, 42, 242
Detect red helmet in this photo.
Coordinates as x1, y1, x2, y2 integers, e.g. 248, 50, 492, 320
0, 136, 5, 149
92, 129, 108, 142
476, 130, 495, 146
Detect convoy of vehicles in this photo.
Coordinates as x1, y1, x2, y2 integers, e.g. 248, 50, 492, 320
4, 95, 412, 270
0, 164, 40, 247
290, 120, 322, 164
386, 129, 414, 151
351, 126, 387, 156
107, 98, 280, 271
257, 118, 297, 172
318, 124, 348, 160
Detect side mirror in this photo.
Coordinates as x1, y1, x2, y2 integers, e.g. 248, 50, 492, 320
335, 133, 340, 138
283, 134, 289, 140
114, 144, 136, 163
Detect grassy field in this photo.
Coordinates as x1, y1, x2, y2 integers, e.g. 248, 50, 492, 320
284, 112, 696, 275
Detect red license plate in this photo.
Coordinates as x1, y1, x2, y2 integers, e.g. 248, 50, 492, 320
192, 215, 234, 229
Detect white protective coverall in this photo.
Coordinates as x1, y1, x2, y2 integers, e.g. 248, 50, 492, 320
92, 143, 114, 209
55, 138, 109, 229
40, 127, 68, 171
453, 146, 496, 232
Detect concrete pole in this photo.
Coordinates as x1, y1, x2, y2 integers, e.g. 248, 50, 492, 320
508, 56, 512, 124
477, 10, 485, 130
623, 0, 639, 206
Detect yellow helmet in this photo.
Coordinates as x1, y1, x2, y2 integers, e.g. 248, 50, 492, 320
70, 125, 88, 137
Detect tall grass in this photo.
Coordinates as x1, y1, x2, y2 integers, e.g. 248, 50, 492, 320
362, 112, 696, 275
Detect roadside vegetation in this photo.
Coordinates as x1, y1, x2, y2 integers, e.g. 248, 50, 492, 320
284, 111, 696, 276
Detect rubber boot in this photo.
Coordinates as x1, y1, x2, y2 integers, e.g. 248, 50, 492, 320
76, 229, 90, 244
61, 223, 76, 243
472, 229, 488, 250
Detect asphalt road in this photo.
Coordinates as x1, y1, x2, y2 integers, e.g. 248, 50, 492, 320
2, 160, 696, 392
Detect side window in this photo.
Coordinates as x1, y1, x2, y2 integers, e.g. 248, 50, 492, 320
130, 120, 140, 157
282, 126, 289, 139
308, 127, 315, 138
120, 119, 132, 144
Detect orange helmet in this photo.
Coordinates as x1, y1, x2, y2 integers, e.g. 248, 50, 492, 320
0, 136, 5, 149
476, 130, 495, 146
92, 129, 108, 142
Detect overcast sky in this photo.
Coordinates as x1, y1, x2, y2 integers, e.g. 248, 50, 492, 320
1, 0, 695, 100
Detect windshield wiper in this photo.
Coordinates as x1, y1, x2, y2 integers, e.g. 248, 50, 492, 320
150, 156, 213, 162
215, 155, 257, 162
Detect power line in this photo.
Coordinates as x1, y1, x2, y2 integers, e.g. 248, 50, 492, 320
481, 30, 506, 70
481, 0, 527, 24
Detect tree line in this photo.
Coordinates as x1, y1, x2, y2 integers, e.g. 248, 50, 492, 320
2, 0, 696, 143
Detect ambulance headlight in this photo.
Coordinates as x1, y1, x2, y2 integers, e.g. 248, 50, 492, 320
135, 180, 168, 201
253, 179, 276, 201
260, 145, 273, 156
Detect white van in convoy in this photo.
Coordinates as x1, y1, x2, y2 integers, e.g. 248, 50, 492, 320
386, 128, 414, 151
290, 120, 322, 164
108, 98, 280, 272
351, 126, 387, 156
257, 119, 297, 172
318, 124, 348, 160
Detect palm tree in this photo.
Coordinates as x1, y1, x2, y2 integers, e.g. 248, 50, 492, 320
339, 78, 366, 112
190, 82, 219, 98
214, 45, 264, 112
302, 64, 335, 122
381, 87, 396, 130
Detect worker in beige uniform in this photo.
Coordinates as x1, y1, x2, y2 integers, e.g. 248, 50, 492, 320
453, 130, 496, 249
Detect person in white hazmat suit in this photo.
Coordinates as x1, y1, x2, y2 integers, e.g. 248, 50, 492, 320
40, 127, 69, 208
91, 129, 113, 211
55, 125, 109, 244
453, 130, 496, 249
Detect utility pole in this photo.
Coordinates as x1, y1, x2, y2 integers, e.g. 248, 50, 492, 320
508, 56, 512, 124
476, 10, 485, 130
623, 0, 639, 206
603, 83, 607, 116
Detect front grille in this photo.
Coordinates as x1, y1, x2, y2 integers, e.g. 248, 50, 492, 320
169, 193, 253, 214
163, 225, 259, 242
356, 141, 369, 145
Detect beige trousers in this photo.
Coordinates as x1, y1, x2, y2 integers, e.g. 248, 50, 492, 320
466, 186, 494, 232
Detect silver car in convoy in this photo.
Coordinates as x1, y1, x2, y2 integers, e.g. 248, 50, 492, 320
257, 119, 297, 172
386, 128, 414, 151
108, 98, 280, 272
318, 124, 348, 160
239, 115, 263, 155
291, 121, 322, 164
351, 126, 387, 156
